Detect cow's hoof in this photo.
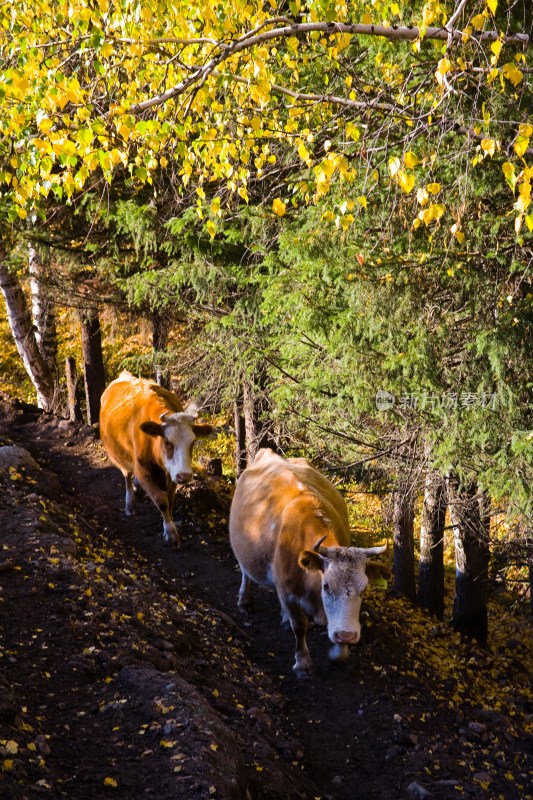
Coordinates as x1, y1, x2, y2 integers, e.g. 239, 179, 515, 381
164, 524, 181, 548
328, 643, 349, 663
293, 657, 314, 678
237, 600, 253, 614
294, 665, 314, 679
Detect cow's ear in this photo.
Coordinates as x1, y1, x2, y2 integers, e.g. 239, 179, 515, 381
140, 421, 164, 438
299, 550, 325, 572
366, 561, 392, 582
192, 423, 213, 438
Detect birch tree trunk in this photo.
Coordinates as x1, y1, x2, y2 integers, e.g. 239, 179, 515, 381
0, 251, 60, 412
28, 243, 58, 371
418, 470, 446, 620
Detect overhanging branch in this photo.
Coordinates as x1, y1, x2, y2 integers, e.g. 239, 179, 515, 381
128, 20, 530, 115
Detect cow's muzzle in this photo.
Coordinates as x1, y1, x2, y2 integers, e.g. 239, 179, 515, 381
174, 472, 193, 484
333, 630, 360, 645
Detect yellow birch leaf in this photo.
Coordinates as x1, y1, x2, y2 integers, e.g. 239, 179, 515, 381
398, 170, 415, 193
471, 13, 487, 30
356, 195, 368, 208
487, 0, 498, 13
104, 777, 118, 787
502, 162, 515, 180
211, 197, 221, 216
481, 138, 496, 156
502, 63, 523, 86
361, 13, 372, 24
388, 156, 401, 177
272, 198, 286, 216
339, 213, 354, 230
514, 137, 529, 158
404, 151, 419, 168
206, 220, 216, 239
525, 214, 533, 232
426, 182, 441, 194
298, 142, 311, 164
417, 187, 429, 205
491, 40, 502, 58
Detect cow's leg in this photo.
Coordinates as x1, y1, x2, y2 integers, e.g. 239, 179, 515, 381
280, 595, 312, 677
237, 567, 253, 612
124, 472, 135, 515
167, 482, 177, 516
135, 469, 181, 547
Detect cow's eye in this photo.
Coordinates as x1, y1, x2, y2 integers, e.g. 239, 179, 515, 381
323, 582, 331, 595
164, 440, 174, 454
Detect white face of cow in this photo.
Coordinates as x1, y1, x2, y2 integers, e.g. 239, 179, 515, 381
160, 412, 199, 484
140, 409, 212, 485
320, 554, 369, 645
300, 542, 389, 648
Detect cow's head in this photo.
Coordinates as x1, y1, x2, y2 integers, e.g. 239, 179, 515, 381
299, 537, 390, 653
140, 409, 213, 484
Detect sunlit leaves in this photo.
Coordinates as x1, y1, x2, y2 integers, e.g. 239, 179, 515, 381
415, 202, 445, 227
513, 125, 532, 159
0, 0, 530, 238
501, 62, 523, 87
272, 198, 286, 216
481, 138, 496, 157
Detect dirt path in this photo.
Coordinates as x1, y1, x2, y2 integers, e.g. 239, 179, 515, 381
1, 399, 531, 800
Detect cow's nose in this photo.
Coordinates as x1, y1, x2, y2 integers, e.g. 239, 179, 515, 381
334, 630, 360, 644
175, 472, 193, 484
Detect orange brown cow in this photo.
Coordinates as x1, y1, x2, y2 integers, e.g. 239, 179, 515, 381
229, 448, 391, 677
100, 370, 212, 546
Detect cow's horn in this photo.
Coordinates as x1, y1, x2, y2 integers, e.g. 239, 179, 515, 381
159, 412, 171, 423
313, 534, 328, 554
359, 544, 387, 556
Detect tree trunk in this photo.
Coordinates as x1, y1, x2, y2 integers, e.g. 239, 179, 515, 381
28, 243, 58, 371
65, 357, 83, 422
0, 257, 60, 412
418, 470, 446, 620
393, 487, 416, 601
242, 372, 276, 462
234, 396, 247, 476
80, 308, 106, 426
152, 310, 170, 389
447, 478, 490, 643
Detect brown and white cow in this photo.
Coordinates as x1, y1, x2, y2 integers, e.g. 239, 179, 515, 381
99, 370, 212, 546
229, 448, 391, 677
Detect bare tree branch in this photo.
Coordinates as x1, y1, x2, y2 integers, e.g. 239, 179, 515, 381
128, 21, 531, 115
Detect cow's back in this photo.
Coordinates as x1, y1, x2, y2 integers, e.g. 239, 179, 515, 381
100, 371, 184, 472
229, 449, 351, 584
